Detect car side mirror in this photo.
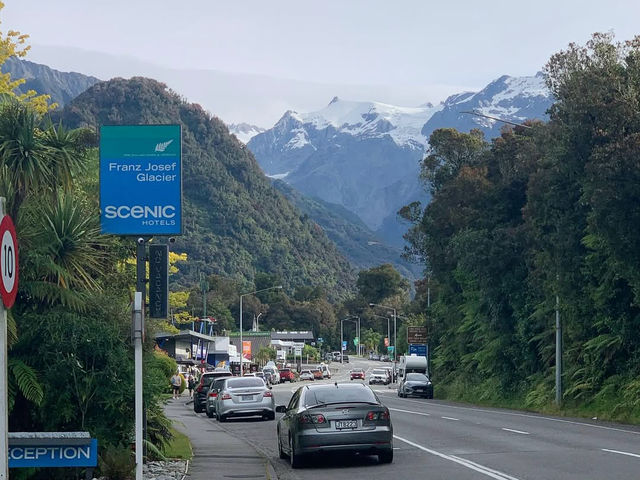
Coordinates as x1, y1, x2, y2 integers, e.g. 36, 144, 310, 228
275, 405, 287, 413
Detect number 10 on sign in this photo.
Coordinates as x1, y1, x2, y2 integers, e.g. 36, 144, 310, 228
0, 215, 18, 308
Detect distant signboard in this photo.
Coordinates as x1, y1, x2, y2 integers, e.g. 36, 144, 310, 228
100, 125, 182, 235
387, 346, 395, 354
242, 341, 251, 359
148, 244, 168, 318
409, 344, 428, 357
407, 326, 428, 344
342, 341, 347, 351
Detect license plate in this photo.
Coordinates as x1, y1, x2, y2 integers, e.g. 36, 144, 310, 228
240, 395, 253, 401
336, 420, 357, 429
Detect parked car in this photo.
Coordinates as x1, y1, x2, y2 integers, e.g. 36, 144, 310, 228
194, 369, 232, 413
380, 355, 390, 362
215, 376, 275, 421
350, 368, 365, 380
280, 368, 297, 383
397, 372, 433, 399
369, 368, 390, 385
206, 376, 232, 418
276, 383, 393, 468
299, 370, 314, 381
341, 354, 349, 363
311, 368, 323, 380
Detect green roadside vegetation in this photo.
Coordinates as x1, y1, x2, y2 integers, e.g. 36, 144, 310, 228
162, 427, 192, 460
399, 33, 640, 424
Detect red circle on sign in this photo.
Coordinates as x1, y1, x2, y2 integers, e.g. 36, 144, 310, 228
0, 215, 19, 308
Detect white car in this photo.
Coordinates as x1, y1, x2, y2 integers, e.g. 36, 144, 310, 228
318, 364, 331, 378
299, 370, 314, 381
369, 369, 390, 385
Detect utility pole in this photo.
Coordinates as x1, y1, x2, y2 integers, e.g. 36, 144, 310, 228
555, 291, 562, 406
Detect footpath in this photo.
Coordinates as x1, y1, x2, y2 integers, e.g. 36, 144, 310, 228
164, 395, 277, 480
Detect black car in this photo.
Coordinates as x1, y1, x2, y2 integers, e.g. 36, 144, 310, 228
276, 383, 393, 468
397, 372, 433, 399
193, 369, 232, 413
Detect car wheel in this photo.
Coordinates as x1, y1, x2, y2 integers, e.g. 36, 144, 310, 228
289, 436, 303, 469
378, 449, 393, 464
194, 404, 202, 413
267, 411, 275, 421
206, 408, 214, 418
278, 431, 287, 459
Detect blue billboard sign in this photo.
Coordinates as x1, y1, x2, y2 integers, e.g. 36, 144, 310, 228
409, 344, 428, 357
342, 340, 347, 351
9, 439, 98, 468
100, 125, 182, 235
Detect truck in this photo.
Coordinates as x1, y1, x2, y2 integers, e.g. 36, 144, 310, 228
398, 354, 428, 379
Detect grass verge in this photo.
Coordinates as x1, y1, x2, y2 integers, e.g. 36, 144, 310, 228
162, 427, 192, 460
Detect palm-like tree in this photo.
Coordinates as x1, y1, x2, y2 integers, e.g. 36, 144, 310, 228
0, 101, 111, 411
0, 101, 87, 220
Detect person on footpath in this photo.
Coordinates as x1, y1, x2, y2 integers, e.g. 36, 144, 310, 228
188, 374, 196, 398
170, 372, 182, 399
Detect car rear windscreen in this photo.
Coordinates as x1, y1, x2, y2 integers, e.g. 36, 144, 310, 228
226, 378, 264, 388
304, 387, 377, 405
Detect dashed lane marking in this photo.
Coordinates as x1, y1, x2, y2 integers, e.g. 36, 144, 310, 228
502, 428, 530, 435
601, 449, 640, 459
442, 416, 459, 421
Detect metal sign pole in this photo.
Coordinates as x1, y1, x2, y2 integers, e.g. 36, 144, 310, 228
134, 239, 146, 480
0, 198, 8, 480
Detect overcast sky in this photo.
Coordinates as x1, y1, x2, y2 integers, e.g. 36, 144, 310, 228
4, 0, 640, 125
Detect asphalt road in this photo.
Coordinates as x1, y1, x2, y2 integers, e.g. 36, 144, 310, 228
193, 357, 640, 480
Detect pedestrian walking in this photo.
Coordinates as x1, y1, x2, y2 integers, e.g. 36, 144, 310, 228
188, 374, 196, 398
170, 372, 182, 399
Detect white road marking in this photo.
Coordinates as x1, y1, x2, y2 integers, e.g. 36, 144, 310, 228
602, 448, 640, 459
388, 407, 430, 417
442, 416, 459, 421
394, 435, 521, 480
502, 428, 530, 435
376, 390, 640, 436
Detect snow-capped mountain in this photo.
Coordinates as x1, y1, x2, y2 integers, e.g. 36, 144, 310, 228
422, 72, 551, 139
227, 122, 266, 144
247, 73, 553, 246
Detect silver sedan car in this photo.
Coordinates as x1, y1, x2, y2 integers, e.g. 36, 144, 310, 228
215, 377, 275, 421
276, 383, 393, 468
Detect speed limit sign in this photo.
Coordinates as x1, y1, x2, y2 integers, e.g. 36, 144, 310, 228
0, 215, 18, 308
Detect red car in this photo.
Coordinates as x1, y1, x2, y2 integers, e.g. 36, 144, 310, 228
279, 368, 296, 383
311, 369, 323, 380
350, 368, 365, 380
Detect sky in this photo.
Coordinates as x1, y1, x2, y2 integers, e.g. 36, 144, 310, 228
3, 0, 640, 126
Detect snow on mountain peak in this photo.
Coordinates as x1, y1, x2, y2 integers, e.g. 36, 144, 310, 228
285, 97, 443, 149
228, 122, 266, 144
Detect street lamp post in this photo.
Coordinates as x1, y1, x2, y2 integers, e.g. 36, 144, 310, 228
369, 304, 397, 362
240, 285, 282, 374
340, 316, 359, 362
372, 314, 391, 352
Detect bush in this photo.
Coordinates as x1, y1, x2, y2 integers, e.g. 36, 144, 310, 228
98, 444, 135, 480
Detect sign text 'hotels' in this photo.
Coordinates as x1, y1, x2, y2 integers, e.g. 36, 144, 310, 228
100, 125, 182, 235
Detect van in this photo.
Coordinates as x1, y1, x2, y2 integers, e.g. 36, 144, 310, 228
318, 363, 331, 378
398, 354, 427, 378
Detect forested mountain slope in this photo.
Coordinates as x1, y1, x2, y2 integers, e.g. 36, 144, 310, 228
61, 77, 356, 296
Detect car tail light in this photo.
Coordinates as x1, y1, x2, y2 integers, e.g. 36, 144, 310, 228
299, 414, 327, 425
208, 392, 217, 398
365, 409, 390, 422
263, 391, 273, 398
221, 393, 231, 400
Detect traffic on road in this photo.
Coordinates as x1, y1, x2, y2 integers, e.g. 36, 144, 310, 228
174, 356, 640, 480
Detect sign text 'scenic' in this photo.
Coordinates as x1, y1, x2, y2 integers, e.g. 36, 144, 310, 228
104, 205, 176, 220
